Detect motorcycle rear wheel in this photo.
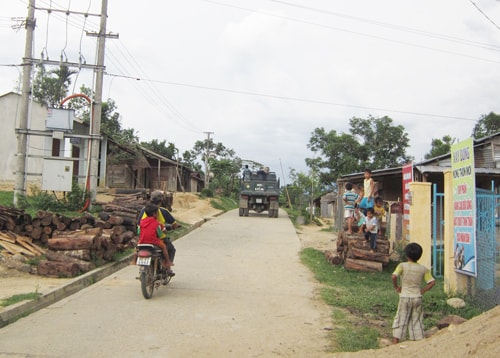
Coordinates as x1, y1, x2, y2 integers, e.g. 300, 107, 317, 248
140, 264, 155, 299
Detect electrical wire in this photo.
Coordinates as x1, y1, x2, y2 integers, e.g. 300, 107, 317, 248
201, 0, 500, 63
104, 71, 477, 122
270, 0, 500, 51
468, 0, 500, 31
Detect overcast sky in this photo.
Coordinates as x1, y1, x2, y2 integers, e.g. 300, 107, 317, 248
2, 0, 500, 181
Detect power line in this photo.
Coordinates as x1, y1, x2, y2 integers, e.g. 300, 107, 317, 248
468, 0, 500, 31
270, 0, 500, 51
105, 72, 477, 122
201, 0, 500, 63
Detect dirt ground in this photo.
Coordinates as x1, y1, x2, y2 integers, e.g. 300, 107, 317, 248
1, 195, 499, 356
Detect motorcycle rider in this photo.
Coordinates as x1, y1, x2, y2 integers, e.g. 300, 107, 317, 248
138, 203, 174, 273
137, 190, 178, 275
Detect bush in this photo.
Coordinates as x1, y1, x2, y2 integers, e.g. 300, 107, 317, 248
17, 181, 88, 212
200, 188, 214, 198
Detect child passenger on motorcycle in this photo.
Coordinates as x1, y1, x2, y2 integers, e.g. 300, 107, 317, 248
138, 203, 174, 272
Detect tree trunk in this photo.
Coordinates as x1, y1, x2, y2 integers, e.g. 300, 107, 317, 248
47, 235, 98, 250
37, 260, 80, 277
345, 258, 382, 272
349, 247, 390, 264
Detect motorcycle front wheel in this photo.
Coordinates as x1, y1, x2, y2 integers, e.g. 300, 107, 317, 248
140, 264, 155, 299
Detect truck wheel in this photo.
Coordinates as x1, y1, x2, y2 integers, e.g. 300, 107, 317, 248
244, 208, 249, 216
274, 208, 279, 218
268, 209, 274, 218
239, 208, 244, 216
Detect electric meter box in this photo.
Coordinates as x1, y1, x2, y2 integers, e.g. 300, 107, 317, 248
46, 108, 74, 131
42, 158, 73, 192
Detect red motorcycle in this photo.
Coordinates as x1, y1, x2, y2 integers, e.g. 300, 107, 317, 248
136, 244, 172, 299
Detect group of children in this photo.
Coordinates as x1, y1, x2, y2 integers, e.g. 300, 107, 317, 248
343, 169, 436, 344
343, 169, 386, 253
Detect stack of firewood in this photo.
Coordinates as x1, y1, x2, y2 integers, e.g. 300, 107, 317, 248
0, 205, 98, 244
0, 190, 167, 277
0, 200, 141, 277
36, 226, 135, 277
329, 221, 391, 273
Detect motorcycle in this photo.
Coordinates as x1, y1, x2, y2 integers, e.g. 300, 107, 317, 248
135, 243, 172, 299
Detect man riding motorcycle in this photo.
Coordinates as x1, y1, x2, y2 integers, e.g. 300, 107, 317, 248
137, 190, 178, 276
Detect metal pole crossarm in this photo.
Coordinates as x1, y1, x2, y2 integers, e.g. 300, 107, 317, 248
25, 58, 104, 70
86, 31, 119, 39
15, 128, 103, 140
34, 7, 102, 17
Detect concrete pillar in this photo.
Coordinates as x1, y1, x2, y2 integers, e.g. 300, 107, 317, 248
408, 182, 432, 269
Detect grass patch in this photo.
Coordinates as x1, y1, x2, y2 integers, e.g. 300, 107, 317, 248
210, 196, 238, 211
0, 292, 42, 307
0, 191, 14, 207
300, 247, 486, 352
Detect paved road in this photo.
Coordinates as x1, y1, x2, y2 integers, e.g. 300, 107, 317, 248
0, 210, 332, 357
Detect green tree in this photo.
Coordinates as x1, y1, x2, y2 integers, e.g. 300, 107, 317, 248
424, 135, 456, 159
472, 112, 500, 139
32, 64, 77, 107
181, 150, 202, 172
289, 168, 322, 205
141, 139, 177, 159
307, 128, 362, 185
188, 139, 241, 196
307, 116, 411, 185
349, 116, 411, 168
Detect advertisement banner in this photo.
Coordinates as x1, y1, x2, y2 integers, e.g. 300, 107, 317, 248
451, 138, 477, 277
402, 162, 413, 241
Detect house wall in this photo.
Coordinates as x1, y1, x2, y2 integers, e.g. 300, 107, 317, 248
0, 93, 47, 188
150, 166, 177, 191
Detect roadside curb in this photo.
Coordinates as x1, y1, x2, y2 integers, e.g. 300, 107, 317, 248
0, 215, 217, 328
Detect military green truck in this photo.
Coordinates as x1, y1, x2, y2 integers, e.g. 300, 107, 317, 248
239, 169, 280, 217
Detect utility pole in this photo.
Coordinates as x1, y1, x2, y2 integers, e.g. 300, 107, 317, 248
88, 0, 109, 204
14, 0, 36, 207
203, 131, 214, 189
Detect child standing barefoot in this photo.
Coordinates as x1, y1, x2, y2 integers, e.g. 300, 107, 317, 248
392, 243, 435, 344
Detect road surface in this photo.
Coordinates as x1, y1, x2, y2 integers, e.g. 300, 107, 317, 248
0, 210, 333, 357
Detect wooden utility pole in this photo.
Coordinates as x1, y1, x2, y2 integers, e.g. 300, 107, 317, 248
14, 0, 36, 207
204, 131, 214, 189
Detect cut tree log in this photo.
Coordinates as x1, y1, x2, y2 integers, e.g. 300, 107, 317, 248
47, 235, 99, 250
349, 247, 390, 264
45, 250, 95, 271
325, 250, 343, 265
37, 260, 80, 277
345, 258, 383, 272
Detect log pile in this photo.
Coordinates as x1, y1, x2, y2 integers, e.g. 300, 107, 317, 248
331, 220, 391, 273
0, 205, 98, 244
0, 200, 140, 277
0, 190, 167, 277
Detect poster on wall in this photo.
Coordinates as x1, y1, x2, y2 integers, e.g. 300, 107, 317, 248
451, 138, 477, 277
402, 162, 413, 241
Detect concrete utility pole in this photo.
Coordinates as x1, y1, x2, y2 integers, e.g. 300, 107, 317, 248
204, 131, 214, 189
14, 0, 36, 207
88, 0, 109, 204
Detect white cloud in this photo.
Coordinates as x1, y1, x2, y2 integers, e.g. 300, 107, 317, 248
2, 0, 500, 180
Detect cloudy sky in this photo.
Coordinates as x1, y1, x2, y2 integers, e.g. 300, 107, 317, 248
2, 0, 500, 181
